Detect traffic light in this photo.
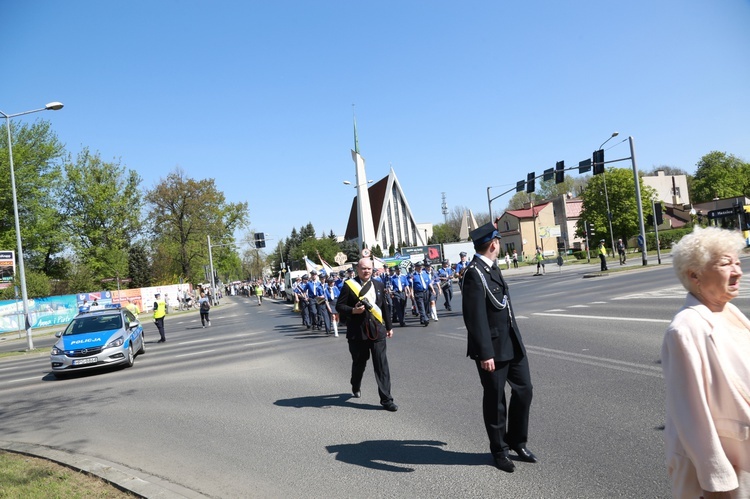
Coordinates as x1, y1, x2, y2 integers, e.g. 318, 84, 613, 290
254, 232, 266, 248
578, 159, 591, 174
586, 221, 595, 238
593, 149, 605, 175
526, 172, 535, 193
543, 168, 554, 182
516, 180, 525, 193
654, 203, 663, 226
646, 214, 654, 226
555, 161, 565, 184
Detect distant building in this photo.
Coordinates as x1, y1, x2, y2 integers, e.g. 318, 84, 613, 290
496, 202, 556, 260
551, 194, 585, 251
642, 170, 690, 206
344, 167, 428, 251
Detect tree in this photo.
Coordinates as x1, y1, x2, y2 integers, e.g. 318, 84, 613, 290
505, 191, 539, 211
0, 120, 66, 275
536, 176, 576, 201
145, 168, 249, 285
691, 151, 749, 203
57, 148, 143, 288
431, 223, 459, 244
128, 243, 152, 288
577, 168, 657, 244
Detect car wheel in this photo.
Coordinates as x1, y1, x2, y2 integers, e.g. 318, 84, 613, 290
125, 344, 134, 368
137, 332, 145, 355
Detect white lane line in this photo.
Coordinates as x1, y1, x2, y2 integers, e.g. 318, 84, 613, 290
245, 340, 282, 347
178, 338, 215, 345
534, 312, 670, 323
569, 305, 589, 308
175, 350, 216, 358
436, 335, 662, 377
525, 346, 662, 378
5, 376, 42, 383
234, 332, 265, 337
527, 345, 662, 372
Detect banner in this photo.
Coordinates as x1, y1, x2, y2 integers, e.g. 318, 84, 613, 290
0, 251, 15, 290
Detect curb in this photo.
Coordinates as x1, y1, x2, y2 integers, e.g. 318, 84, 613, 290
0, 440, 210, 498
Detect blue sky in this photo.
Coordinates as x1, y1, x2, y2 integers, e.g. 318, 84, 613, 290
3, 1, 749, 249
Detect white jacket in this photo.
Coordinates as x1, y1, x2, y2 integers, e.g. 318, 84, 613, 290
661, 293, 750, 498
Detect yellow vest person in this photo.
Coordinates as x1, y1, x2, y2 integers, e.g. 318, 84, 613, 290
153, 293, 167, 343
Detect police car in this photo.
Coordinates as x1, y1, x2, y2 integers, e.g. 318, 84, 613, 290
50, 304, 145, 379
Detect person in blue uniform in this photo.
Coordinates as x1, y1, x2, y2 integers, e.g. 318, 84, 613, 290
410, 261, 431, 326
437, 259, 455, 311
389, 266, 410, 327
462, 222, 536, 473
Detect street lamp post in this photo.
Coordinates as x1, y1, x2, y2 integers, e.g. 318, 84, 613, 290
1, 102, 64, 350
598, 132, 618, 260
629, 136, 648, 266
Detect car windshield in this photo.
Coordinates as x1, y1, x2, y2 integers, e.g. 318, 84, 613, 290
64, 314, 122, 335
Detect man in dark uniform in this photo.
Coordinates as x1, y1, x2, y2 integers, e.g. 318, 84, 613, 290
462, 222, 536, 473
336, 257, 398, 412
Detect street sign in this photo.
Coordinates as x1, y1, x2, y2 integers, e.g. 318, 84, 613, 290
707, 208, 734, 219
637, 235, 644, 247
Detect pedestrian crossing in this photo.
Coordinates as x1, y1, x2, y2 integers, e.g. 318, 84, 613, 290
613, 285, 750, 300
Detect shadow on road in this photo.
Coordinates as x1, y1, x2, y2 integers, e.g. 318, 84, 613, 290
275, 393, 383, 411
326, 439, 489, 472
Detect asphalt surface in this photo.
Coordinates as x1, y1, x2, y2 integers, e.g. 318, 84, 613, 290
0, 252, 675, 498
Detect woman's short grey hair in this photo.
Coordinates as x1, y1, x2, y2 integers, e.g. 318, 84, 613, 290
671, 226, 746, 290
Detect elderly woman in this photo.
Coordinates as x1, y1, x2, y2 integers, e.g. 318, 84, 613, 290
662, 226, 750, 498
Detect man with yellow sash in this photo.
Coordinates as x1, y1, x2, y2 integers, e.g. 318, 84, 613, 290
336, 257, 397, 412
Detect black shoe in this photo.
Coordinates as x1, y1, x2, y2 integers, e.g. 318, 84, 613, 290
352, 390, 361, 398
382, 402, 398, 412
423, 321, 429, 327
493, 454, 515, 473
512, 446, 538, 463
157, 339, 165, 343
400, 322, 406, 327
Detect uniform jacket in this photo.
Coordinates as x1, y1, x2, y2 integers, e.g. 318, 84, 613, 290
336, 277, 393, 341
661, 293, 750, 497
461, 255, 525, 362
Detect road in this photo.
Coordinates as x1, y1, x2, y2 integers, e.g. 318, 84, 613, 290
2, 261, 747, 498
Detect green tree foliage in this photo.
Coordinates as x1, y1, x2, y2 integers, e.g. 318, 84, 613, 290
57, 148, 143, 288
145, 168, 249, 285
431, 223, 459, 244
339, 239, 360, 263
128, 243, 152, 288
577, 168, 657, 244
691, 151, 750, 203
0, 120, 66, 275
505, 191, 539, 211
293, 236, 340, 265
0, 270, 51, 300
536, 176, 576, 202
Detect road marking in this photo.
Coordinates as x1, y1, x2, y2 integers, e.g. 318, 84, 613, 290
534, 312, 670, 323
245, 339, 282, 347
525, 345, 663, 378
4, 376, 42, 383
175, 350, 216, 358
178, 338, 214, 345
435, 335, 662, 378
568, 304, 589, 308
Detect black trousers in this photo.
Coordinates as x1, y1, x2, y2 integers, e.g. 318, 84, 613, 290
349, 339, 393, 405
442, 285, 453, 309
392, 292, 406, 325
476, 355, 533, 457
154, 317, 165, 341
413, 290, 429, 323
599, 253, 608, 271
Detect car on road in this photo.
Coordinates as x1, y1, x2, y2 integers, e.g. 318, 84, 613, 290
49, 305, 145, 378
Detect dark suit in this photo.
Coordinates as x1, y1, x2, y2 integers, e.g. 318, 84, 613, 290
461, 256, 533, 458
336, 277, 395, 406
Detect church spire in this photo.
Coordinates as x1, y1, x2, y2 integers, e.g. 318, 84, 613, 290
352, 105, 359, 154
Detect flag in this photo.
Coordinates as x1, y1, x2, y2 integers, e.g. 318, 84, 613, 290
372, 256, 386, 270
317, 252, 334, 276
303, 256, 320, 274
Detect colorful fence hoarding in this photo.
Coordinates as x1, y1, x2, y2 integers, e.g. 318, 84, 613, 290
0, 295, 79, 334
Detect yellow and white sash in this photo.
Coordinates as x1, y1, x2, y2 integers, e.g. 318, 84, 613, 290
345, 279, 385, 325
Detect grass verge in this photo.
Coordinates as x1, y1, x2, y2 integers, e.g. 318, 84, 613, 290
0, 450, 136, 498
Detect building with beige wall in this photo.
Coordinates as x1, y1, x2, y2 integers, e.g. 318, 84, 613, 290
496, 202, 556, 261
